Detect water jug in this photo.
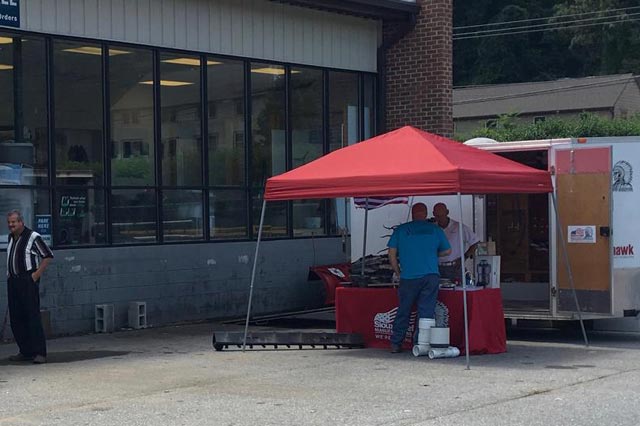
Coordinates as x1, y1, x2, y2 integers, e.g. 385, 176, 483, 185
476, 259, 491, 287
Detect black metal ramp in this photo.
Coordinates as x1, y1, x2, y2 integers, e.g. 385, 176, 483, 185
212, 331, 364, 351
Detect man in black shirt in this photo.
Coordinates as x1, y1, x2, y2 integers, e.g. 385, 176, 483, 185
6, 210, 54, 364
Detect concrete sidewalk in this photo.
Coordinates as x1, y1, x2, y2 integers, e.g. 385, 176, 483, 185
1, 321, 639, 426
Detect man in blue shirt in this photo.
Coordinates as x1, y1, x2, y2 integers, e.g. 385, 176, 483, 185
387, 202, 451, 353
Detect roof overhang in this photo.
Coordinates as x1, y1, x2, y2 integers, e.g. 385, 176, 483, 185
268, 0, 420, 21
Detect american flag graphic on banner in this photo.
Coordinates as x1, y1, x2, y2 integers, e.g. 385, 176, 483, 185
353, 196, 410, 210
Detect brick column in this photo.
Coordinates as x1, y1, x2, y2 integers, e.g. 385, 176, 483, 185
382, 0, 453, 137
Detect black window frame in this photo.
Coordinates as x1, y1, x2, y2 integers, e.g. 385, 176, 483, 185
0, 28, 377, 250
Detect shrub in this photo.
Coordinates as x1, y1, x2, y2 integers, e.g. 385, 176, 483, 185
457, 112, 640, 142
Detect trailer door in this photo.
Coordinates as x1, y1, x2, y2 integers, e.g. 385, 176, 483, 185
555, 146, 612, 314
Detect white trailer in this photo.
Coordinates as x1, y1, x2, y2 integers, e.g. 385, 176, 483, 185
350, 136, 640, 323
468, 136, 639, 322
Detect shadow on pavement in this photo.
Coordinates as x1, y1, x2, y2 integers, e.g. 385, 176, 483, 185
315, 339, 623, 371
0, 350, 130, 365
507, 326, 640, 350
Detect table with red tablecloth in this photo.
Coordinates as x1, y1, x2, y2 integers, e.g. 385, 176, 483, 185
335, 287, 506, 355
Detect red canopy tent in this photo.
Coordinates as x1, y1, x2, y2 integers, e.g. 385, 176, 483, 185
243, 126, 584, 367
265, 126, 552, 200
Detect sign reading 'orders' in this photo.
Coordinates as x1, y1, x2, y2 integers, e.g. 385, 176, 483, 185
0, 0, 19, 28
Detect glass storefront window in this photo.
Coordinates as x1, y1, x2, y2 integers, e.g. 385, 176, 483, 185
55, 188, 105, 246
293, 200, 326, 237
291, 67, 326, 237
209, 189, 248, 239
109, 46, 155, 186
160, 53, 202, 186
53, 40, 104, 186
0, 33, 373, 248
363, 74, 376, 140
291, 67, 323, 168
111, 189, 157, 244
162, 189, 203, 241
0, 34, 48, 185
328, 71, 359, 236
0, 188, 50, 249
208, 58, 245, 186
328, 71, 359, 152
250, 63, 286, 233
250, 62, 285, 187
252, 190, 287, 238
330, 198, 349, 236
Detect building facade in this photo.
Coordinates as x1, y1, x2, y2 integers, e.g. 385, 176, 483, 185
1, 0, 452, 335
454, 74, 640, 137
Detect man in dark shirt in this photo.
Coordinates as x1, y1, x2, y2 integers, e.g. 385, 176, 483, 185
6, 210, 54, 364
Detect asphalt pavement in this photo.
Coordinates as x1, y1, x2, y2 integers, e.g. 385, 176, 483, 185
1, 318, 639, 426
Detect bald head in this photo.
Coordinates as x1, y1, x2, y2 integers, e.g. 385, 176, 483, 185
433, 203, 449, 227
411, 203, 428, 221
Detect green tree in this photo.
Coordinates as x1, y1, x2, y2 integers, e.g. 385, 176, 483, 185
553, 0, 640, 75
472, 6, 535, 83
453, 0, 640, 85
454, 0, 567, 85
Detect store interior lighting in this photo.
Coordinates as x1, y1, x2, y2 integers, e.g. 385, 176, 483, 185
139, 80, 194, 87
62, 46, 130, 56
0, 64, 13, 70
251, 67, 299, 75
162, 57, 222, 66
0, 36, 13, 44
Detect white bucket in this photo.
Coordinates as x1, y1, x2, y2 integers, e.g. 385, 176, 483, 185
417, 329, 431, 345
412, 344, 430, 357
428, 346, 460, 359
429, 327, 450, 348
418, 318, 436, 329
417, 318, 436, 344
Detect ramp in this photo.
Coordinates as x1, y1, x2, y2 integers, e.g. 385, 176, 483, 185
212, 331, 364, 351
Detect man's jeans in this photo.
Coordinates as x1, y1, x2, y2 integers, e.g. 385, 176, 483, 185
390, 274, 440, 346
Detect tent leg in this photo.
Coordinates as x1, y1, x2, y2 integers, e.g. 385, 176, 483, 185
344, 198, 349, 262
551, 193, 589, 347
243, 199, 267, 352
361, 198, 369, 277
457, 193, 471, 370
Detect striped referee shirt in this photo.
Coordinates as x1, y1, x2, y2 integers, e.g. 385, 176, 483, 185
6, 227, 54, 278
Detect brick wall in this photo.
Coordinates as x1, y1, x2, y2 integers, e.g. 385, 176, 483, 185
383, 0, 453, 136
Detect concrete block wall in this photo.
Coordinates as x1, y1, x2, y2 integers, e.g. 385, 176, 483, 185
0, 238, 346, 336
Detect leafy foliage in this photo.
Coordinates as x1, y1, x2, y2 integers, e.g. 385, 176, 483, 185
553, 0, 640, 75
454, 0, 640, 85
458, 112, 640, 141
112, 157, 153, 186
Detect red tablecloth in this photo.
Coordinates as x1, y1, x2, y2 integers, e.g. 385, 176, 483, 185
335, 287, 507, 355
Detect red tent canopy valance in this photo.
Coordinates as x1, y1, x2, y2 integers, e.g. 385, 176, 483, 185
264, 126, 552, 200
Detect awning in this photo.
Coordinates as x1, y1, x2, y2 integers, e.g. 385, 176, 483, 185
265, 126, 552, 201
